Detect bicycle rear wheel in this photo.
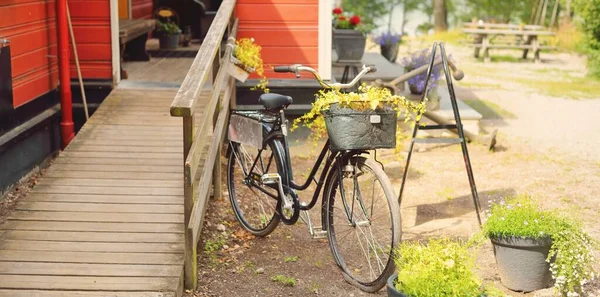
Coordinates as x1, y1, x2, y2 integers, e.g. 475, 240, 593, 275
227, 140, 284, 236
325, 155, 401, 292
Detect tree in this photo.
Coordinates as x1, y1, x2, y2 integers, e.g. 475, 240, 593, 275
342, 0, 389, 32
433, 0, 448, 32
385, 0, 420, 34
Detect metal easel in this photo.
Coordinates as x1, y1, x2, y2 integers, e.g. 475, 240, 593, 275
397, 42, 483, 226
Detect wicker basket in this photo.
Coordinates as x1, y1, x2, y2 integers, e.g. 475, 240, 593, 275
323, 103, 397, 151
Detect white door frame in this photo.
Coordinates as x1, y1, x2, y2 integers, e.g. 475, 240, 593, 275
318, 0, 332, 80
109, 0, 121, 86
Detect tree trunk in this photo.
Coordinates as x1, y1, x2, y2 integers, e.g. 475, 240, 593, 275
387, 0, 394, 32
564, 0, 572, 22
400, 4, 407, 35
549, 0, 559, 28
433, 0, 447, 32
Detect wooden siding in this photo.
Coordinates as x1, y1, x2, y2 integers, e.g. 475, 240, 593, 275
0, 0, 112, 108
68, 0, 112, 80
0, 0, 58, 108
132, 0, 153, 19
235, 0, 319, 78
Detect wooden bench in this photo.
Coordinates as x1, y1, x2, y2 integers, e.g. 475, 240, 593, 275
119, 19, 156, 79
462, 23, 556, 63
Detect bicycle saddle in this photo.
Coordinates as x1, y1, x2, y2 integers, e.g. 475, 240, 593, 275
259, 93, 293, 109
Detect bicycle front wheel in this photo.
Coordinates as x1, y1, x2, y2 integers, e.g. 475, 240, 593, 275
325, 155, 401, 292
227, 140, 284, 237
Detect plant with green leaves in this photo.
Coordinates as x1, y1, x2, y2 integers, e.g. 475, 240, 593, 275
393, 238, 504, 296
233, 38, 269, 93
483, 194, 597, 296
292, 85, 426, 146
156, 21, 181, 35
573, 0, 600, 77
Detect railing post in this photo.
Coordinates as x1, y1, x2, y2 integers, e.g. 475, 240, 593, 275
183, 115, 197, 290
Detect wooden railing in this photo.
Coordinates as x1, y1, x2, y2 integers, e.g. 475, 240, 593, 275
170, 0, 237, 290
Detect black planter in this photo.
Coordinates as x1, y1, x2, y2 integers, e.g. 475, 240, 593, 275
386, 274, 408, 297
333, 29, 366, 61
491, 236, 553, 292
159, 33, 181, 50
381, 43, 400, 62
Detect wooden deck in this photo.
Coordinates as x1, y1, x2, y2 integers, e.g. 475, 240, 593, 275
0, 88, 208, 297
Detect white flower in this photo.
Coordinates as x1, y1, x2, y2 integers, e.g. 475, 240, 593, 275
524, 221, 529, 226
534, 219, 539, 224
501, 217, 505, 221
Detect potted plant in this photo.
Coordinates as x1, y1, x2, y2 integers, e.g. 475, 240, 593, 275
387, 238, 504, 297
156, 20, 181, 50
482, 194, 597, 295
374, 31, 402, 62
292, 85, 426, 150
228, 38, 268, 92
399, 48, 443, 95
332, 7, 365, 62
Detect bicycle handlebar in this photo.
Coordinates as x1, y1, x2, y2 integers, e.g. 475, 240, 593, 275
273, 64, 376, 89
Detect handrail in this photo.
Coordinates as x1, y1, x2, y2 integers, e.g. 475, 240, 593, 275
170, 0, 236, 117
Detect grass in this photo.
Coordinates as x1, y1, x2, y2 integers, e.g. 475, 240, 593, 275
416, 29, 465, 46
462, 99, 517, 119
284, 255, 299, 263
514, 75, 600, 99
457, 81, 502, 89
271, 275, 297, 287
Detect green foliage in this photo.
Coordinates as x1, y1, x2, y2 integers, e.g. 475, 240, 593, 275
393, 238, 502, 296
283, 255, 299, 263
463, 0, 536, 23
156, 21, 181, 35
483, 194, 598, 296
233, 38, 269, 93
271, 275, 296, 287
203, 235, 226, 265
341, 0, 388, 32
292, 85, 426, 146
574, 0, 600, 77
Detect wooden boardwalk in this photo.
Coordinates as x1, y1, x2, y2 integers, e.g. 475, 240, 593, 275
0, 88, 207, 297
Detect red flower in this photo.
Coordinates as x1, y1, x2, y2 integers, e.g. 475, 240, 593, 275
332, 7, 343, 15
338, 16, 346, 21
349, 15, 361, 26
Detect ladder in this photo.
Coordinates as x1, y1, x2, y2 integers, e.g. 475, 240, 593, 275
397, 42, 483, 226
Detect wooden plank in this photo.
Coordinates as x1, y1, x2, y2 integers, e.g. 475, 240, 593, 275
44, 170, 181, 180
52, 157, 179, 166
0, 290, 176, 297
0, 231, 183, 243
9, 211, 183, 223
26, 194, 182, 205
0, 275, 179, 291
170, 0, 236, 117
79, 124, 181, 132
60, 151, 182, 160
77, 128, 182, 136
15, 202, 182, 214
1, 221, 184, 233
0, 240, 183, 253
49, 164, 182, 173
65, 145, 183, 153
40, 178, 182, 188
68, 139, 181, 147
0, 262, 181, 277
30, 185, 184, 196
0, 250, 184, 264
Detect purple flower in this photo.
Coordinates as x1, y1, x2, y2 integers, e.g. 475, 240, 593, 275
401, 48, 451, 93
373, 31, 402, 46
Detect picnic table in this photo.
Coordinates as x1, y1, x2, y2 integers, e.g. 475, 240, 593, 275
462, 23, 556, 63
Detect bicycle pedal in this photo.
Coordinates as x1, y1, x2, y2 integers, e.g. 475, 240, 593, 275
260, 173, 280, 184
311, 226, 327, 239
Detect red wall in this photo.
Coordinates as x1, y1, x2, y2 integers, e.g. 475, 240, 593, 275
235, 0, 319, 79
0, 0, 112, 108
68, 0, 112, 80
132, 0, 153, 19
0, 0, 59, 108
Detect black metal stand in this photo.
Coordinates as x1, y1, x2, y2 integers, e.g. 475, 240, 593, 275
397, 42, 483, 226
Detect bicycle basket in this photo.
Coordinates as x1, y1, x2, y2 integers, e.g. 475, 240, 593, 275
228, 111, 276, 149
323, 103, 397, 151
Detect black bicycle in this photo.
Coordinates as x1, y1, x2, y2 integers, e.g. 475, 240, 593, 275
226, 64, 400, 292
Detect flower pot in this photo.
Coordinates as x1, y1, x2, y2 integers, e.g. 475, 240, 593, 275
381, 43, 400, 62
333, 29, 366, 62
323, 103, 397, 151
227, 55, 254, 82
491, 236, 553, 292
408, 83, 422, 95
159, 33, 180, 50
386, 274, 408, 297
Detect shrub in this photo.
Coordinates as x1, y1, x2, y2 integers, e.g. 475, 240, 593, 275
573, 0, 600, 77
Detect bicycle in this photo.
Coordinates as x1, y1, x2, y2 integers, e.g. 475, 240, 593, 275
226, 64, 400, 292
